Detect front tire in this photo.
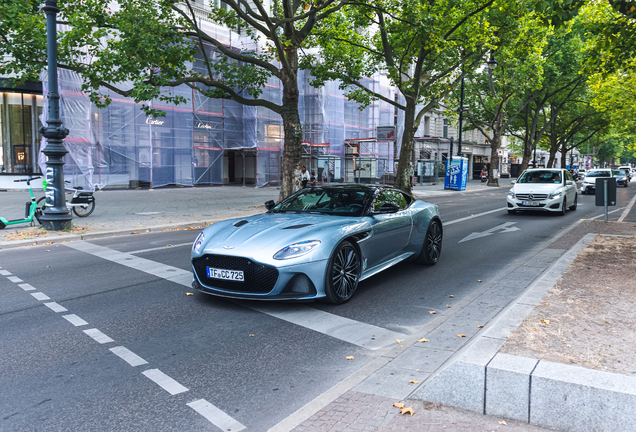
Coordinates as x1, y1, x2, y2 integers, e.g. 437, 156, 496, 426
324, 241, 361, 304
568, 194, 577, 211
417, 220, 442, 265
560, 198, 567, 216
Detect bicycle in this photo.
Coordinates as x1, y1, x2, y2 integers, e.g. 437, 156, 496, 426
0, 176, 42, 230
37, 180, 96, 217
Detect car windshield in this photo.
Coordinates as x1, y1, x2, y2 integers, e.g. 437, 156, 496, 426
613, 170, 624, 176
586, 170, 611, 178
517, 170, 562, 184
618, 169, 629, 175
272, 187, 373, 216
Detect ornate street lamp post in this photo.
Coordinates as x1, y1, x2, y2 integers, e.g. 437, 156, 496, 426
39, 0, 72, 230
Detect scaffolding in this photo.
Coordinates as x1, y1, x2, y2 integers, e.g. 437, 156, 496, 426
413, 137, 451, 184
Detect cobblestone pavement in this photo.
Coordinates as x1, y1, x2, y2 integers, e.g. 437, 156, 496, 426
292, 391, 553, 432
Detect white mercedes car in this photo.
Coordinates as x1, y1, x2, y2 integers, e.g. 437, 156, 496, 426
507, 169, 577, 215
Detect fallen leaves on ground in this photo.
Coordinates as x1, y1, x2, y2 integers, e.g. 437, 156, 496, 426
457, 334, 466, 337
447, 305, 452, 308
449, 295, 454, 298
477, 325, 484, 328
429, 311, 436, 314
185, 292, 193, 296
540, 319, 550, 324
346, 356, 354, 360
418, 338, 429, 343
409, 380, 419, 384
499, 420, 508, 425
400, 407, 415, 416
396, 339, 402, 343
393, 402, 404, 409
478, 280, 482, 282
249, 334, 255, 337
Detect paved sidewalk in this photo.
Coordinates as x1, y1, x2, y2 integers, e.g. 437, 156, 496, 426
0, 179, 512, 247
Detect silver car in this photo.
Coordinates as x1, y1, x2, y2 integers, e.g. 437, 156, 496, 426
191, 185, 442, 304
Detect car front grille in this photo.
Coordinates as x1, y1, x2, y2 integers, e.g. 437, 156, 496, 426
192, 254, 278, 294
515, 193, 548, 200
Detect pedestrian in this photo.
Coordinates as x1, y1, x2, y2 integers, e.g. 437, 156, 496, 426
481, 165, 488, 182
309, 171, 317, 187
300, 166, 310, 188
574, 167, 579, 180
409, 164, 415, 187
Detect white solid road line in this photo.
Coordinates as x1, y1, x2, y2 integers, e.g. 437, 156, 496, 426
83, 328, 114, 344
62, 314, 88, 327
64, 242, 192, 287
444, 207, 506, 226
128, 243, 191, 255
188, 399, 246, 432
7, 276, 23, 283
249, 304, 404, 350
142, 369, 188, 395
44, 302, 68, 313
18, 283, 35, 291
618, 193, 636, 223
0, 269, 11, 276
31, 292, 51, 301
110, 346, 148, 367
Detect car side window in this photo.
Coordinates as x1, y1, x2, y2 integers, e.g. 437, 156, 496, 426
373, 190, 409, 211
373, 191, 392, 212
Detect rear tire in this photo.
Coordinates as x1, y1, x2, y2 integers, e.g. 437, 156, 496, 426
417, 220, 442, 265
73, 200, 95, 217
324, 241, 361, 304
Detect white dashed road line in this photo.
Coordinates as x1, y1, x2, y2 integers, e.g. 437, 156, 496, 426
44, 302, 68, 313
18, 283, 35, 291
7, 276, 23, 283
142, 369, 188, 395
444, 207, 506, 226
83, 328, 114, 344
188, 399, 246, 432
0, 269, 11, 276
62, 314, 88, 327
31, 292, 50, 301
110, 346, 148, 367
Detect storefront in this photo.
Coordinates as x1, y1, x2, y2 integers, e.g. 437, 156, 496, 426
0, 81, 43, 174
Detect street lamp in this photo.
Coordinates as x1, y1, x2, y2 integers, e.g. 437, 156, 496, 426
39, 0, 72, 230
487, 53, 498, 70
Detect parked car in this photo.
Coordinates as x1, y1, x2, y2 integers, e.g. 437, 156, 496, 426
507, 168, 577, 215
614, 169, 629, 187
191, 184, 442, 304
580, 169, 613, 194
577, 169, 586, 180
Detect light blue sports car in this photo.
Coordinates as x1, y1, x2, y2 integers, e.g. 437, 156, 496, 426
191, 184, 442, 304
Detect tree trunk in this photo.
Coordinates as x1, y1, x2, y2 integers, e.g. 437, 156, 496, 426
487, 111, 503, 187
395, 99, 417, 194
278, 50, 303, 202
561, 139, 567, 169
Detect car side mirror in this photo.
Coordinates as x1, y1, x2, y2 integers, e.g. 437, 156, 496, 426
265, 200, 276, 211
373, 203, 400, 214
566, 181, 574, 186
511, 180, 516, 185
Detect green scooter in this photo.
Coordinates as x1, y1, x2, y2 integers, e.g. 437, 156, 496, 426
0, 176, 42, 230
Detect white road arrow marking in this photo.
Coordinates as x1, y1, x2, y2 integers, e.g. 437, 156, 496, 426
459, 222, 520, 243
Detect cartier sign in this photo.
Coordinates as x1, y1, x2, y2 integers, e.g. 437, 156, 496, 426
146, 117, 165, 125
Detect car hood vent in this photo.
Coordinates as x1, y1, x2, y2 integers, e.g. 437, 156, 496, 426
282, 224, 314, 230
233, 220, 249, 227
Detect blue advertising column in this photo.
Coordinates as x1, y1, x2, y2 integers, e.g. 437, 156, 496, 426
449, 157, 468, 191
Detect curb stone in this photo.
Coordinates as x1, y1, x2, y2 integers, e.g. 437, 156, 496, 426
411, 233, 636, 431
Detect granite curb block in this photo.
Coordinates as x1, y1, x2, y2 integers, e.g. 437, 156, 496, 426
412, 232, 636, 431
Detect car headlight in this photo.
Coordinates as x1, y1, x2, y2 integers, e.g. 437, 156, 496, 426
548, 191, 562, 199
193, 232, 205, 253
508, 189, 515, 198
273, 240, 321, 260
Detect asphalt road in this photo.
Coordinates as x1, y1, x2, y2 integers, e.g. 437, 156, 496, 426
1, 183, 635, 432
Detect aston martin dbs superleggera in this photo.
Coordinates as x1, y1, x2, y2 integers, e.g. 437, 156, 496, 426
191, 184, 442, 304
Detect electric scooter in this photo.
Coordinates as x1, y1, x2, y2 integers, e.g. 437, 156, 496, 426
0, 176, 42, 230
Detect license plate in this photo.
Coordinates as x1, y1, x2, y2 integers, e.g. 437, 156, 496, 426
206, 267, 244, 282
522, 201, 540, 206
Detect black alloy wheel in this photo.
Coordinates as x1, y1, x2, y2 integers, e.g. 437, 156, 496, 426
569, 193, 578, 211
324, 241, 361, 304
417, 220, 442, 265
73, 201, 95, 217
